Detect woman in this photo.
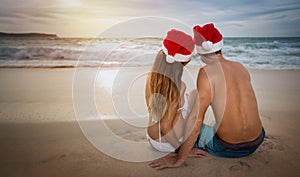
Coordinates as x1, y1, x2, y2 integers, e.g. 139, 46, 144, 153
145, 29, 205, 155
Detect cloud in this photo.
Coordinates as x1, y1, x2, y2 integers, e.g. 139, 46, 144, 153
1, 0, 55, 8
0, 0, 299, 37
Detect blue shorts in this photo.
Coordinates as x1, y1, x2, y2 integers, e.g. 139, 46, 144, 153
194, 125, 265, 158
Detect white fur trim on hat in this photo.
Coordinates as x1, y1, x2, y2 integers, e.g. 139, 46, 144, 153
166, 55, 175, 63
196, 40, 223, 54
162, 45, 192, 63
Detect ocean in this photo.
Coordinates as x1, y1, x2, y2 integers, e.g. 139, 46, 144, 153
0, 37, 299, 70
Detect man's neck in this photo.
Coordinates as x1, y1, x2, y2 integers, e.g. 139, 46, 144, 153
202, 54, 225, 64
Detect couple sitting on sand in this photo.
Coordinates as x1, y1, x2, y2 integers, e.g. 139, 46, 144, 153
145, 23, 265, 169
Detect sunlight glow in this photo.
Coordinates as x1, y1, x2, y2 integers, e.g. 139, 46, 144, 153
55, 0, 82, 7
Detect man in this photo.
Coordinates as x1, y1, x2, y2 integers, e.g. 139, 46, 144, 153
149, 23, 265, 169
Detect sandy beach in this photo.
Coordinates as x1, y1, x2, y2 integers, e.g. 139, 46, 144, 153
0, 67, 299, 177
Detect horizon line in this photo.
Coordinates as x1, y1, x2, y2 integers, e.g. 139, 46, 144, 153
0, 31, 299, 38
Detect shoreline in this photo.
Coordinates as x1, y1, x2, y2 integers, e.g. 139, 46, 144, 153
0, 65, 299, 71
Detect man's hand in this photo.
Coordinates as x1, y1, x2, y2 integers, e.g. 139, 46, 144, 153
188, 147, 208, 158
149, 155, 183, 170
149, 148, 207, 170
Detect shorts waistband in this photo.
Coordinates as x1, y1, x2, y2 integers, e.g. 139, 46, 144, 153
215, 128, 265, 151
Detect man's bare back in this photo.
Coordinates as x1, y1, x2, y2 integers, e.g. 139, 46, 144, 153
201, 54, 262, 144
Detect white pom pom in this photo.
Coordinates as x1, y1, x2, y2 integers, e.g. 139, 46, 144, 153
166, 55, 175, 63
202, 41, 213, 51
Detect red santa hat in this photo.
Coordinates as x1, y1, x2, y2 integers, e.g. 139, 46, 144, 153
162, 29, 194, 63
193, 23, 223, 54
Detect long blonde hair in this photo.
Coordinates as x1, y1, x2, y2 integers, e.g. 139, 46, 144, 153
146, 50, 183, 122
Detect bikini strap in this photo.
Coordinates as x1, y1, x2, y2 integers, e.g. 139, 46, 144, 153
158, 121, 162, 144
151, 116, 162, 144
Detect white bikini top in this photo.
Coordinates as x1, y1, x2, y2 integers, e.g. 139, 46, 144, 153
147, 93, 189, 152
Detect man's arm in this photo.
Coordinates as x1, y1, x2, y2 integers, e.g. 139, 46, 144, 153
149, 68, 212, 169
177, 68, 212, 162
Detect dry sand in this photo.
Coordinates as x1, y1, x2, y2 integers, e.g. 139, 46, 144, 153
0, 67, 299, 177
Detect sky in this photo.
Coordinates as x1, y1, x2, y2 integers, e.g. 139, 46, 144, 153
0, 0, 299, 37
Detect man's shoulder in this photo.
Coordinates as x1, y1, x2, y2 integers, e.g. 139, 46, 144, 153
226, 60, 251, 78
196, 66, 210, 84
230, 60, 245, 67
229, 61, 249, 72
197, 66, 207, 76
